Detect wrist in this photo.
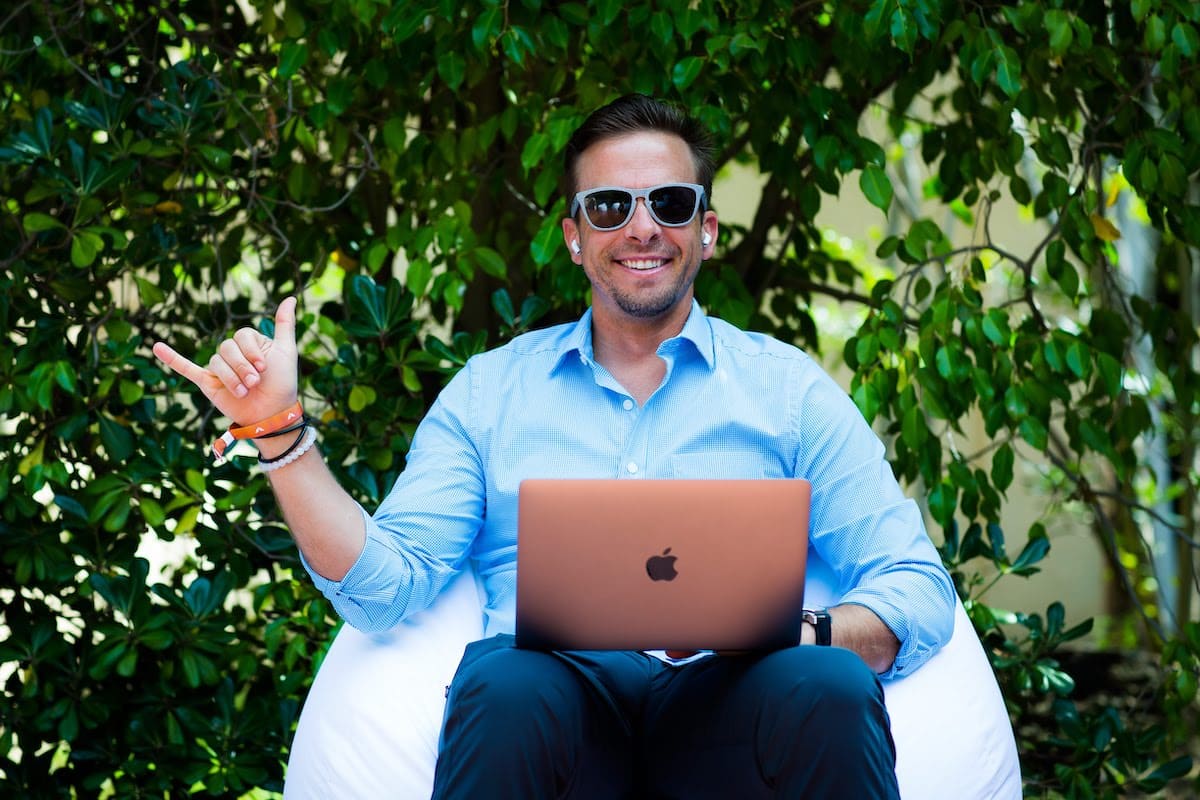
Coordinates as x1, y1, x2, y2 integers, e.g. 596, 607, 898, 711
258, 424, 318, 472
802, 607, 832, 646
254, 434, 300, 459
212, 401, 304, 461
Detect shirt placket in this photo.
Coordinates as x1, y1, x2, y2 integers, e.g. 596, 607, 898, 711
617, 347, 682, 479
618, 392, 647, 478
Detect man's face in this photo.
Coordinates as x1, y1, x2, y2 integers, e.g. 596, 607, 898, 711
562, 131, 718, 325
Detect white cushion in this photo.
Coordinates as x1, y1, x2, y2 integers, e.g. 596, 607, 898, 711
285, 560, 1021, 799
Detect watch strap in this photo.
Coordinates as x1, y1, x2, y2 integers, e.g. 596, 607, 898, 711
802, 607, 832, 646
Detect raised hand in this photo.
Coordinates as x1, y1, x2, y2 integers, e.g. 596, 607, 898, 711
153, 297, 300, 426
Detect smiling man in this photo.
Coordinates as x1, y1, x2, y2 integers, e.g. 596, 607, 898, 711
154, 94, 955, 799
566, 131, 715, 324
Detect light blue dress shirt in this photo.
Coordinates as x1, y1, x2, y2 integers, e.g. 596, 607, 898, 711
305, 301, 956, 678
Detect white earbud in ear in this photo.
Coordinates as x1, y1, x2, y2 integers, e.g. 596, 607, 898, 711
572, 241, 581, 254
702, 233, 712, 246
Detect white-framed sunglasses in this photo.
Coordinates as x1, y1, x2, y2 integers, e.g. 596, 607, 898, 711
570, 182, 708, 231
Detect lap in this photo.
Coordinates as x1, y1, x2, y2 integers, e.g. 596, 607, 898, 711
448, 638, 879, 724
447, 635, 654, 722
640, 647, 894, 798
443, 639, 895, 799
438, 638, 652, 800
653, 644, 882, 709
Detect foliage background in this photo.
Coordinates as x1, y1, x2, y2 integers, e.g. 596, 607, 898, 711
2, 0, 1198, 796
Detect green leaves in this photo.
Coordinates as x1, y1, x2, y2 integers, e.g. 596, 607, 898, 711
70, 228, 105, 267
278, 42, 309, 79
23, 212, 65, 233
672, 56, 704, 90
3, 0, 1198, 796
472, 6, 503, 51
991, 443, 1014, 493
437, 50, 467, 90
994, 45, 1022, 97
1044, 10, 1073, 56
859, 165, 893, 213
342, 274, 416, 339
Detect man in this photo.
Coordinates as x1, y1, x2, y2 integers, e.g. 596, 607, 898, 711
154, 94, 956, 798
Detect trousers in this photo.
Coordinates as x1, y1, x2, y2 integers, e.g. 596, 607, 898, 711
431, 635, 899, 799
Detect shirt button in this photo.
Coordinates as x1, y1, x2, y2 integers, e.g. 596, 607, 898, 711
622, 398, 635, 411
626, 462, 639, 474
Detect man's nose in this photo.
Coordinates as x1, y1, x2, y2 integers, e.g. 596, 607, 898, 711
623, 198, 662, 241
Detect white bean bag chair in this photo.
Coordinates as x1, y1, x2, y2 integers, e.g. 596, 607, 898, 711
284, 556, 1022, 799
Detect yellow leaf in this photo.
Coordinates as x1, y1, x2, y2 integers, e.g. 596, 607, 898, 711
18, 438, 45, 476
154, 201, 183, 214
330, 249, 359, 268
1105, 181, 1121, 208
174, 505, 200, 536
348, 385, 376, 412
1090, 213, 1121, 242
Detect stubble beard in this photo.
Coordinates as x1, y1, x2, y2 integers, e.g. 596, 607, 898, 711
597, 253, 701, 320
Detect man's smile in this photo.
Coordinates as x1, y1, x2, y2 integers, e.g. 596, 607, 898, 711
619, 260, 667, 272
617, 257, 669, 271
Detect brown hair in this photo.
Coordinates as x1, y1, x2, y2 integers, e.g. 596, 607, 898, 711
563, 94, 716, 206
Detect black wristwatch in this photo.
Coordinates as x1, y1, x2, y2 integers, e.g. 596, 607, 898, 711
802, 607, 832, 646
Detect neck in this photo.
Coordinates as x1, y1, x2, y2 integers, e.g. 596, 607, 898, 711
590, 300, 691, 366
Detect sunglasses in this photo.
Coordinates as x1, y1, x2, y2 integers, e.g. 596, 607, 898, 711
570, 182, 707, 231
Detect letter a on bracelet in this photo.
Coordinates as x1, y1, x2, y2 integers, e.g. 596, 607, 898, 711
211, 401, 304, 462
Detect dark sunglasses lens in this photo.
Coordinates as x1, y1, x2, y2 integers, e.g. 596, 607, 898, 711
648, 185, 698, 225
584, 190, 634, 229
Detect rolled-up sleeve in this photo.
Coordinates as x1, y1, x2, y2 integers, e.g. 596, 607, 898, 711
796, 369, 956, 679
299, 365, 485, 631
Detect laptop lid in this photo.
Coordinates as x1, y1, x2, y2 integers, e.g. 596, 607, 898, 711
515, 478, 811, 652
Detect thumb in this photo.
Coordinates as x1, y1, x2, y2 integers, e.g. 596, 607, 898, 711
273, 296, 298, 349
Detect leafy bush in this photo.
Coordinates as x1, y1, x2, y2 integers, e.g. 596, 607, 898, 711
2, 0, 1197, 796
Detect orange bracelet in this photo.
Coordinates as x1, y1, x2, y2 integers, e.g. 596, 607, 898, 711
211, 401, 304, 462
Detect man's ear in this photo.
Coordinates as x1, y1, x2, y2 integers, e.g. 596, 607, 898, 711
701, 212, 719, 259
562, 218, 583, 264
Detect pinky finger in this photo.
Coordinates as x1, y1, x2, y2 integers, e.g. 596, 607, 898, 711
153, 342, 203, 382
153, 342, 223, 396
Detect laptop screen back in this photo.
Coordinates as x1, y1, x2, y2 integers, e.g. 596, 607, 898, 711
515, 479, 811, 652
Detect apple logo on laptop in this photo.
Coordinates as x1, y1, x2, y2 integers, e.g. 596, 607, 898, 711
646, 548, 678, 581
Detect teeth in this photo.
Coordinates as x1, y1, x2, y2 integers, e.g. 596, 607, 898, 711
623, 259, 665, 270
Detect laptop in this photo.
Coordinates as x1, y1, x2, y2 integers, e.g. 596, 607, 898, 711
515, 478, 811, 652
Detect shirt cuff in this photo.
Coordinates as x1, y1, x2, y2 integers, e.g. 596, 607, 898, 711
297, 506, 418, 632
835, 593, 946, 680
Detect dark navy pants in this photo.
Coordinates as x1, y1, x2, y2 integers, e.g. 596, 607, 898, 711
431, 635, 899, 799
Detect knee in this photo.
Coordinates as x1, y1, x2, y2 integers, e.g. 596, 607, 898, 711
763, 646, 886, 725
805, 647, 884, 710
449, 645, 584, 723
751, 649, 898, 796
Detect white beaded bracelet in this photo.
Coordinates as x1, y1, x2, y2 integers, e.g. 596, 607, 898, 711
258, 425, 318, 473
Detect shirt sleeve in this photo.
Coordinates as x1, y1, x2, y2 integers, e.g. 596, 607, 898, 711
299, 364, 485, 632
794, 366, 957, 679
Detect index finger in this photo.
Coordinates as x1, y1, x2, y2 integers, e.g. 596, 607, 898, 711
153, 341, 213, 388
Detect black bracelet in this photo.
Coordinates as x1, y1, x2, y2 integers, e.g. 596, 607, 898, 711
258, 424, 310, 464
254, 416, 311, 440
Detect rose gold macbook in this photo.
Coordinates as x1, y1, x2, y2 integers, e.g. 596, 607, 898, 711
515, 479, 811, 652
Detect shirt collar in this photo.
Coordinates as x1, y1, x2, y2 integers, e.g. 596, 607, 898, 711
549, 300, 716, 375
671, 300, 717, 369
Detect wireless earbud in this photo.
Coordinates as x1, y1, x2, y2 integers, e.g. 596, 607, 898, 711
572, 241, 581, 254
702, 233, 712, 246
